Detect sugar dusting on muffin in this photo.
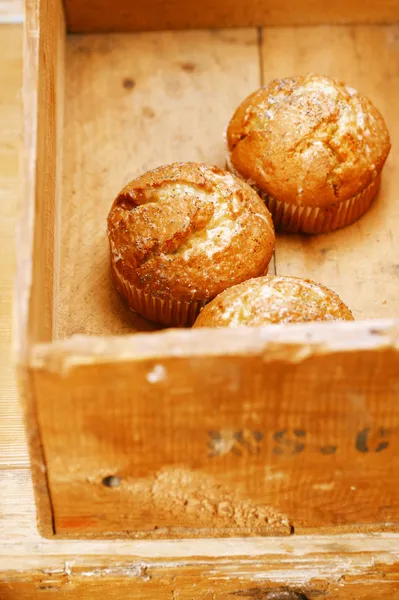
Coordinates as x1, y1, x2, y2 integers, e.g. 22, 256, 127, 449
226, 74, 391, 233
193, 275, 354, 328
107, 162, 275, 326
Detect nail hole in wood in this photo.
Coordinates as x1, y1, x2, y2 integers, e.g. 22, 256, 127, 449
122, 77, 135, 89
102, 475, 121, 488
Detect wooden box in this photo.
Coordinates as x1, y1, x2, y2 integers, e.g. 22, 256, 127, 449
19, 0, 399, 546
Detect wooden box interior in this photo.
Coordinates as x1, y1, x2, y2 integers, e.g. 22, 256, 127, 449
58, 27, 399, 338
21, 0, 399, 539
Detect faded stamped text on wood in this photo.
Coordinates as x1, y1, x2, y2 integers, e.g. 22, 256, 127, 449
32, 325, 399, 536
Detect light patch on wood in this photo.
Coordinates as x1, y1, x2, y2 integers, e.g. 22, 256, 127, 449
0, 0, 23, 23
265, 470, 287, 482
146, 364, 167, 383
313, 482, 335, 491
79, 564, 150, 580
29, 319, 399, 373
121, 467, 291, 534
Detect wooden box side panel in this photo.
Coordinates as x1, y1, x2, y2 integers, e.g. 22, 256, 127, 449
18, 0, 66, 537
31, 323, 399, 538
19, 0, 64, 352
63, 0, 399, 33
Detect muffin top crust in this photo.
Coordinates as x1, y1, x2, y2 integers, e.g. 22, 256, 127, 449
227, 74, 391, 207
107, 162, 275, 302
193, 275, 354, 327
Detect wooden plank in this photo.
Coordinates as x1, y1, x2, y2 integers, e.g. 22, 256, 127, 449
29, 321, 399, 537
0, 469, 38, 543
1, 470, 399, 597
1, 470, 399, 596
63, 0, 399, 32
2, 554, 399, 599
18, 0, 66, 536
19, 0, 65, 350
0, 23, 29, 469
16, 0, 65, 352
260, 25, 399, 320
56, 30, 260, 338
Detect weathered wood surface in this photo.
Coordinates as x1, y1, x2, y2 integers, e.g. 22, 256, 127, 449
63, 0, 399, 32
57, 29, 260, 337
2, 546, 399, 599
37, 22, 399, 538
1, 11, 399, 600
18, 0, 66, 536
0, 23, 27, 470
58, 26, 399, 337
1, 472, 399, 598
30, 322, 399, 536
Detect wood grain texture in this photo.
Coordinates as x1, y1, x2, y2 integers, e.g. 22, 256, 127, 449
18, 0, 66, 536
261, 25, 399, 319
2, 471, 398, 596
2, 553, 399, 599
45, 23, 399, 539
1, 470, 399, 597
18, 0, 65, 349
57, 30, 260, 338
4, 11, 399, 598
29, 321, 399, 537
0, 24, 28, 469
63, 0, 399, 32
56, 26, 399, 338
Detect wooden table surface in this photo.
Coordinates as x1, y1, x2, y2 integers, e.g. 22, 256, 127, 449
0, 19, 35, 539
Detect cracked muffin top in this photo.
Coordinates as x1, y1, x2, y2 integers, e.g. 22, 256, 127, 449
226, 74, 391, 207
107, 162, 275, 303
193, 275, 354, 328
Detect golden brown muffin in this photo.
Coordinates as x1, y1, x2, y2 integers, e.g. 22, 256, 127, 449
107, 162, 275, 327
226, 74, 391, 233
193, 275, 353, 327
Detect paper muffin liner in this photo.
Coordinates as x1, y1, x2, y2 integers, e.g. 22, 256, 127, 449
226, 144, 381, 233
111, 262, 205, 327
261, 175, 381, 233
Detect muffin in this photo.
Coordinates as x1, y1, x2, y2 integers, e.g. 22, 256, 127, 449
193, 275, 353, 327
107, 162, 275, 327
226, 74, 391, 233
